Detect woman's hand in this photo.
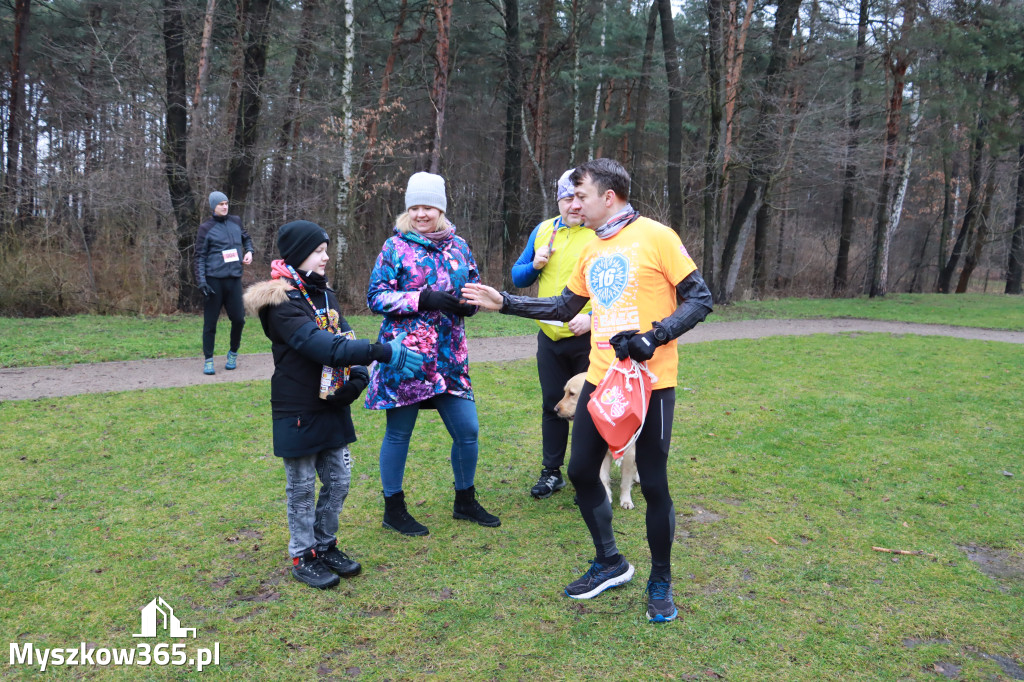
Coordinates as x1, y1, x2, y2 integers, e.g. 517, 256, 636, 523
460, 283, 503, 311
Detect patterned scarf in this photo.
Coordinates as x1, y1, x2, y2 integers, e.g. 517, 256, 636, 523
594, 203, 639, 240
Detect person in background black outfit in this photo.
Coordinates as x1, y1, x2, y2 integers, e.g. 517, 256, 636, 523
196, 191, 254, 375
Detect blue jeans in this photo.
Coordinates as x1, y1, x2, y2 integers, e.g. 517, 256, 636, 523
379, 394, 479, 496
282, 445, 352, 558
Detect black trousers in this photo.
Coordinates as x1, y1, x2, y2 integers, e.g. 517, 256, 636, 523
202, 276, 245, 359
567, 381, 676, 581
535, 330, 592, 469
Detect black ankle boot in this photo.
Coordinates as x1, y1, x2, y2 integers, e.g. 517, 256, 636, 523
453, 485, 501, 527
382, 490, 429, 536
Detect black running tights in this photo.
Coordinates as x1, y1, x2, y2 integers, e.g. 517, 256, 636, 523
566, 382, 676, 582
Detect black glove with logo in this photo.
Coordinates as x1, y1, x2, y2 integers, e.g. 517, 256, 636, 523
608, 329, 660, 362
199, 282, 215, 298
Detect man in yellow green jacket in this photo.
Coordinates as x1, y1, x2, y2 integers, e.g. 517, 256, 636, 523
510, 169, 597, 498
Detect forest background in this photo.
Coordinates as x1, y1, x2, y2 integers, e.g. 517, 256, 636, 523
1, 0, 1023, 317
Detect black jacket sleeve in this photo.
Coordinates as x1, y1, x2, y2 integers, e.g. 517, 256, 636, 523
195, 219, 212, 285
499, 286, 589, 322
657, 271, 714, 339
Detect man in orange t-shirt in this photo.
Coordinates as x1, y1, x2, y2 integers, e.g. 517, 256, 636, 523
463, 158, 713, 623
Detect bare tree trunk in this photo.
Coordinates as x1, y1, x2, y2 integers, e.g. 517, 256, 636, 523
956, 167, 997, 293
531, 0, 554, 177
869, 0, 916, 298
751, 194, 772, 294
1006, 139, 1024, 294
500, 0, 524, 290
833, 0, 868, 295
703, 0, 726, 282
874, 77, 921, 296
935, 131, 961, 290
222, 0, 247, 147
570, 0, 582, 160
522, 105, 549, 217
3, 0, 30, 230
588, 0, 606, 159
658, 0, 683, 232
629, 1, 659, 201
331, 0, 356, 291
715, 0, 802, 304
192, 0, 217, 115
938, 70, 995, 293
162, 0, 200, 311
223, 0, 272, 212
722, 0, 753, 171
428, 0, 452, 174
267, 0, 319, 249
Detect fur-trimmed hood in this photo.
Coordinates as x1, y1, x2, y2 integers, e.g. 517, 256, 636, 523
243, 278, 294, 316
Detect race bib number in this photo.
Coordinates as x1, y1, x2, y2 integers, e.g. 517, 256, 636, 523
222, 248, 240, 263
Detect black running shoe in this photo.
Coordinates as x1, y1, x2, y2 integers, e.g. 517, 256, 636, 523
319, 544, 361, 578
530, 468, 566, 499
645, 579, 678, 623
291, 550, 340, 589
564, 556, 634, 599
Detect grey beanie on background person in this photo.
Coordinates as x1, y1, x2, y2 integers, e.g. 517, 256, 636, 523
277, 220, 330, 270
208, 191, 228, 212
405, 172, 447, 213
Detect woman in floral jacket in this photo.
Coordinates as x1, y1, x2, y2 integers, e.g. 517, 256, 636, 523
365, 172, 500, 536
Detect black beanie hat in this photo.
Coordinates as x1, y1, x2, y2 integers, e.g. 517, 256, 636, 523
277, 220, 329, 269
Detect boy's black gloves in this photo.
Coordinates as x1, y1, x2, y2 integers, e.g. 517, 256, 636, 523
329, 365, 369, 406
608, 329, 660, 362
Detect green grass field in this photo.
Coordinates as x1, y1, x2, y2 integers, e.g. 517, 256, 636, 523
2, 293, 1022, 368
2, 321, 1022, 679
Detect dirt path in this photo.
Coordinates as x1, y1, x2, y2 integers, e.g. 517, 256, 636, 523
2, 318, 1023, 401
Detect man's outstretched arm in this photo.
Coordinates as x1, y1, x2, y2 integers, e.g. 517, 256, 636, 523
461, 283, 589, 322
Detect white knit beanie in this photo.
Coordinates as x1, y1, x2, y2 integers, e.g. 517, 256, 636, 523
405, 172, 447, 212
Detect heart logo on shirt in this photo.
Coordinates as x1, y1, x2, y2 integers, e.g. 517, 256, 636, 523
589, 253, 630, 308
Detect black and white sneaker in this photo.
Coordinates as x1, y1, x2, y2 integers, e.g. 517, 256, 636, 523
645, 580, 678, 623
530, 468, 566, 499
291, 550, 340, 589
564, 556, 634, 599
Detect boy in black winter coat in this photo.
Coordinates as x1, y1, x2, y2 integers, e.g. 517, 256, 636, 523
243, 220, 425, 589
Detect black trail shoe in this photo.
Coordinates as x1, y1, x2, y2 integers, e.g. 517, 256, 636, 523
530, 468, 566, 499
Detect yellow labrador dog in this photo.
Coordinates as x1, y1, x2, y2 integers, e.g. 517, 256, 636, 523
554, 372, 640, 509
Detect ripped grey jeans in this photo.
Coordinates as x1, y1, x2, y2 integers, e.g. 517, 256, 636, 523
282, 445, 352, 558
